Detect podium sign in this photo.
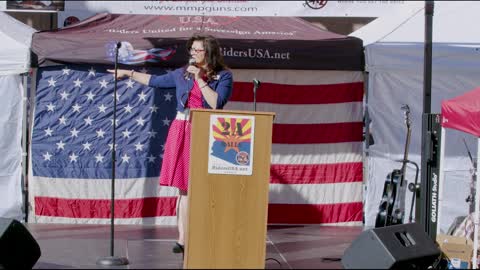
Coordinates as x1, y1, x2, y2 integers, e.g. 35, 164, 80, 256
207, 114, 255, 176
184, 109, 274, 269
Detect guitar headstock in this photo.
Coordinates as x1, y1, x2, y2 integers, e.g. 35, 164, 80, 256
401, 104, 411, 129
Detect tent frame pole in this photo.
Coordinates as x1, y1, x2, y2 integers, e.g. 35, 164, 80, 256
436, 127, 446, 236
419, 0, 434, 236
473, 138, 480, 269
21, 72, 29, 223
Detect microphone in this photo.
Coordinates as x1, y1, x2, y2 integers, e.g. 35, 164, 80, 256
184, 58, 197, 80
253, 78, 261, 92
116, 42, 122, 49
252, 78, 260, 112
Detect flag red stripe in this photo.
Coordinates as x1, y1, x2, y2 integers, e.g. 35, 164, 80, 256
268, 202, 363, 224
270, 162, 363, 184
34, 197, 177, 218
273, 123, 363, 144
231, 82, 364, 104
35, 197, 362, 224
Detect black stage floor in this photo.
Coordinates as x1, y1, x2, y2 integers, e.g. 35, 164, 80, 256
26, 223, 362, 269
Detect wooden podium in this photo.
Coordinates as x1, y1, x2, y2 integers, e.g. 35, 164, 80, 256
184, 109, 275, 269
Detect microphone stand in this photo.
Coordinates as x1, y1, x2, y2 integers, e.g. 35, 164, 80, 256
96, 42, 129, 266
253, 87, 257, 112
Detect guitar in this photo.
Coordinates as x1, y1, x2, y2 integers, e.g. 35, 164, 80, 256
375, 104, 412, 227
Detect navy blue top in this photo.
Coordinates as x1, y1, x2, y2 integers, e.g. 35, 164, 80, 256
148, 67, 234, 112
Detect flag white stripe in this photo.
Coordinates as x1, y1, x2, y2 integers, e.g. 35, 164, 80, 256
269, 182, 363, 205
30, 216, 177, 225
269, 221, 363, 226
32, 177, 362, 205
231, 69, 363, 85
31, 215, 361, 226
225, 101, 363, 124
32, 177, 177, 199
271, 142, 363, 165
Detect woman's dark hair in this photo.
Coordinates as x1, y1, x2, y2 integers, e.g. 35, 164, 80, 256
186, 34, 228, 81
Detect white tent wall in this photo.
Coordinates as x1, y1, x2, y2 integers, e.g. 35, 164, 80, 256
0, 12, 36, 220
0, 12, 36, 76
351, 1, 480, 232
0, 75, 25, 220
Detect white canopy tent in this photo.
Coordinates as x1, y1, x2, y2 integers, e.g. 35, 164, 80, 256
0, 12, 35, 220
350, 1, 480, 232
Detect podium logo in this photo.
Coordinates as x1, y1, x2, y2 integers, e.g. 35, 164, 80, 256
236, 151, 250, 166
211, 116, 252, 166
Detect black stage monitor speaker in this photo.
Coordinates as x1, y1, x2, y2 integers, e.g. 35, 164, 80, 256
0, 218, 41, 269
342, 223, 440, 269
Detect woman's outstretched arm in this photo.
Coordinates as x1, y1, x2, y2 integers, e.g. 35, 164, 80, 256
107, 69, 152, 86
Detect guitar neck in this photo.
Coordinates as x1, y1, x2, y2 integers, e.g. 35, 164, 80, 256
400, 127, 411, 179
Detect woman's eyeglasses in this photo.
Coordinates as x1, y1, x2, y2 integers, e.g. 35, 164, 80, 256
190, 48, 205, 53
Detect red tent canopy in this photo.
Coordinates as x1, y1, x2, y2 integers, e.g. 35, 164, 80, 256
441, 86, 480, 137
31, 13, 363, 70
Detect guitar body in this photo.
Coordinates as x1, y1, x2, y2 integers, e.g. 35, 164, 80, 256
375, 170, 407, 227
375, 105, 411, 228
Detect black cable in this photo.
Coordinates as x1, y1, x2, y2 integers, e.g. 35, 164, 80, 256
321, 257, 341, 262
265, 257, 282, 268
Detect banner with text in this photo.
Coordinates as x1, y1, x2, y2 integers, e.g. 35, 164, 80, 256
56, 1, 423, 27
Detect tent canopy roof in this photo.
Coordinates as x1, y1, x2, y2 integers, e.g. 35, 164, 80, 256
0, 12, 36, 75
32, 13, 364, 70
350, 1, 480, 73
351, 1, 480, 45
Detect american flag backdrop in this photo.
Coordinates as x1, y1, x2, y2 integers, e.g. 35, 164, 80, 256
29, 66, 363, 225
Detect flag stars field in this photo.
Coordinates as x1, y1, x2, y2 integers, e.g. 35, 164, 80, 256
110, 118, 119, 127
96, 129, 106, 138
138, 91, 148, 102
85, 91, 95, 101
44, 127, 53, 136
56, 141, 66, 151
31, 66, 177, 222
99, 79, 109, 88
136, 117, 146, 126
134, 142, 144, 151
164, 92, 173, 101
95, 153, 104, 163
108, 143, 118, 151
124, 104, 133, 113
121, 153, 131, 163
43, 152, 52, 161
48, 77, 56, 87
150, 104, 158, 113
69, 153, 78, 162
46, 103, 55, 111
88, 67, 96, 77
126, 79, 135, 88
84, 117, 93, 126
62, 67, 71, 75
70, 128, 79, 138
162, 117, 171, 126
60, 91, 70, 100
73, 78, 83, 88
98, 104, 107, 113
58, 116, 67, 125
72, 103, 82, 113
82, 142, 92, 151
122, 129, 132, 139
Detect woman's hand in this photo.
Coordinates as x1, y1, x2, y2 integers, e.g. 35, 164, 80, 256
186, 65, 205, 80
107, 69, 132, 80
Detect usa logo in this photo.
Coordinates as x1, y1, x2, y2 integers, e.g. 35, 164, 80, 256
304, 0, 328, 10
